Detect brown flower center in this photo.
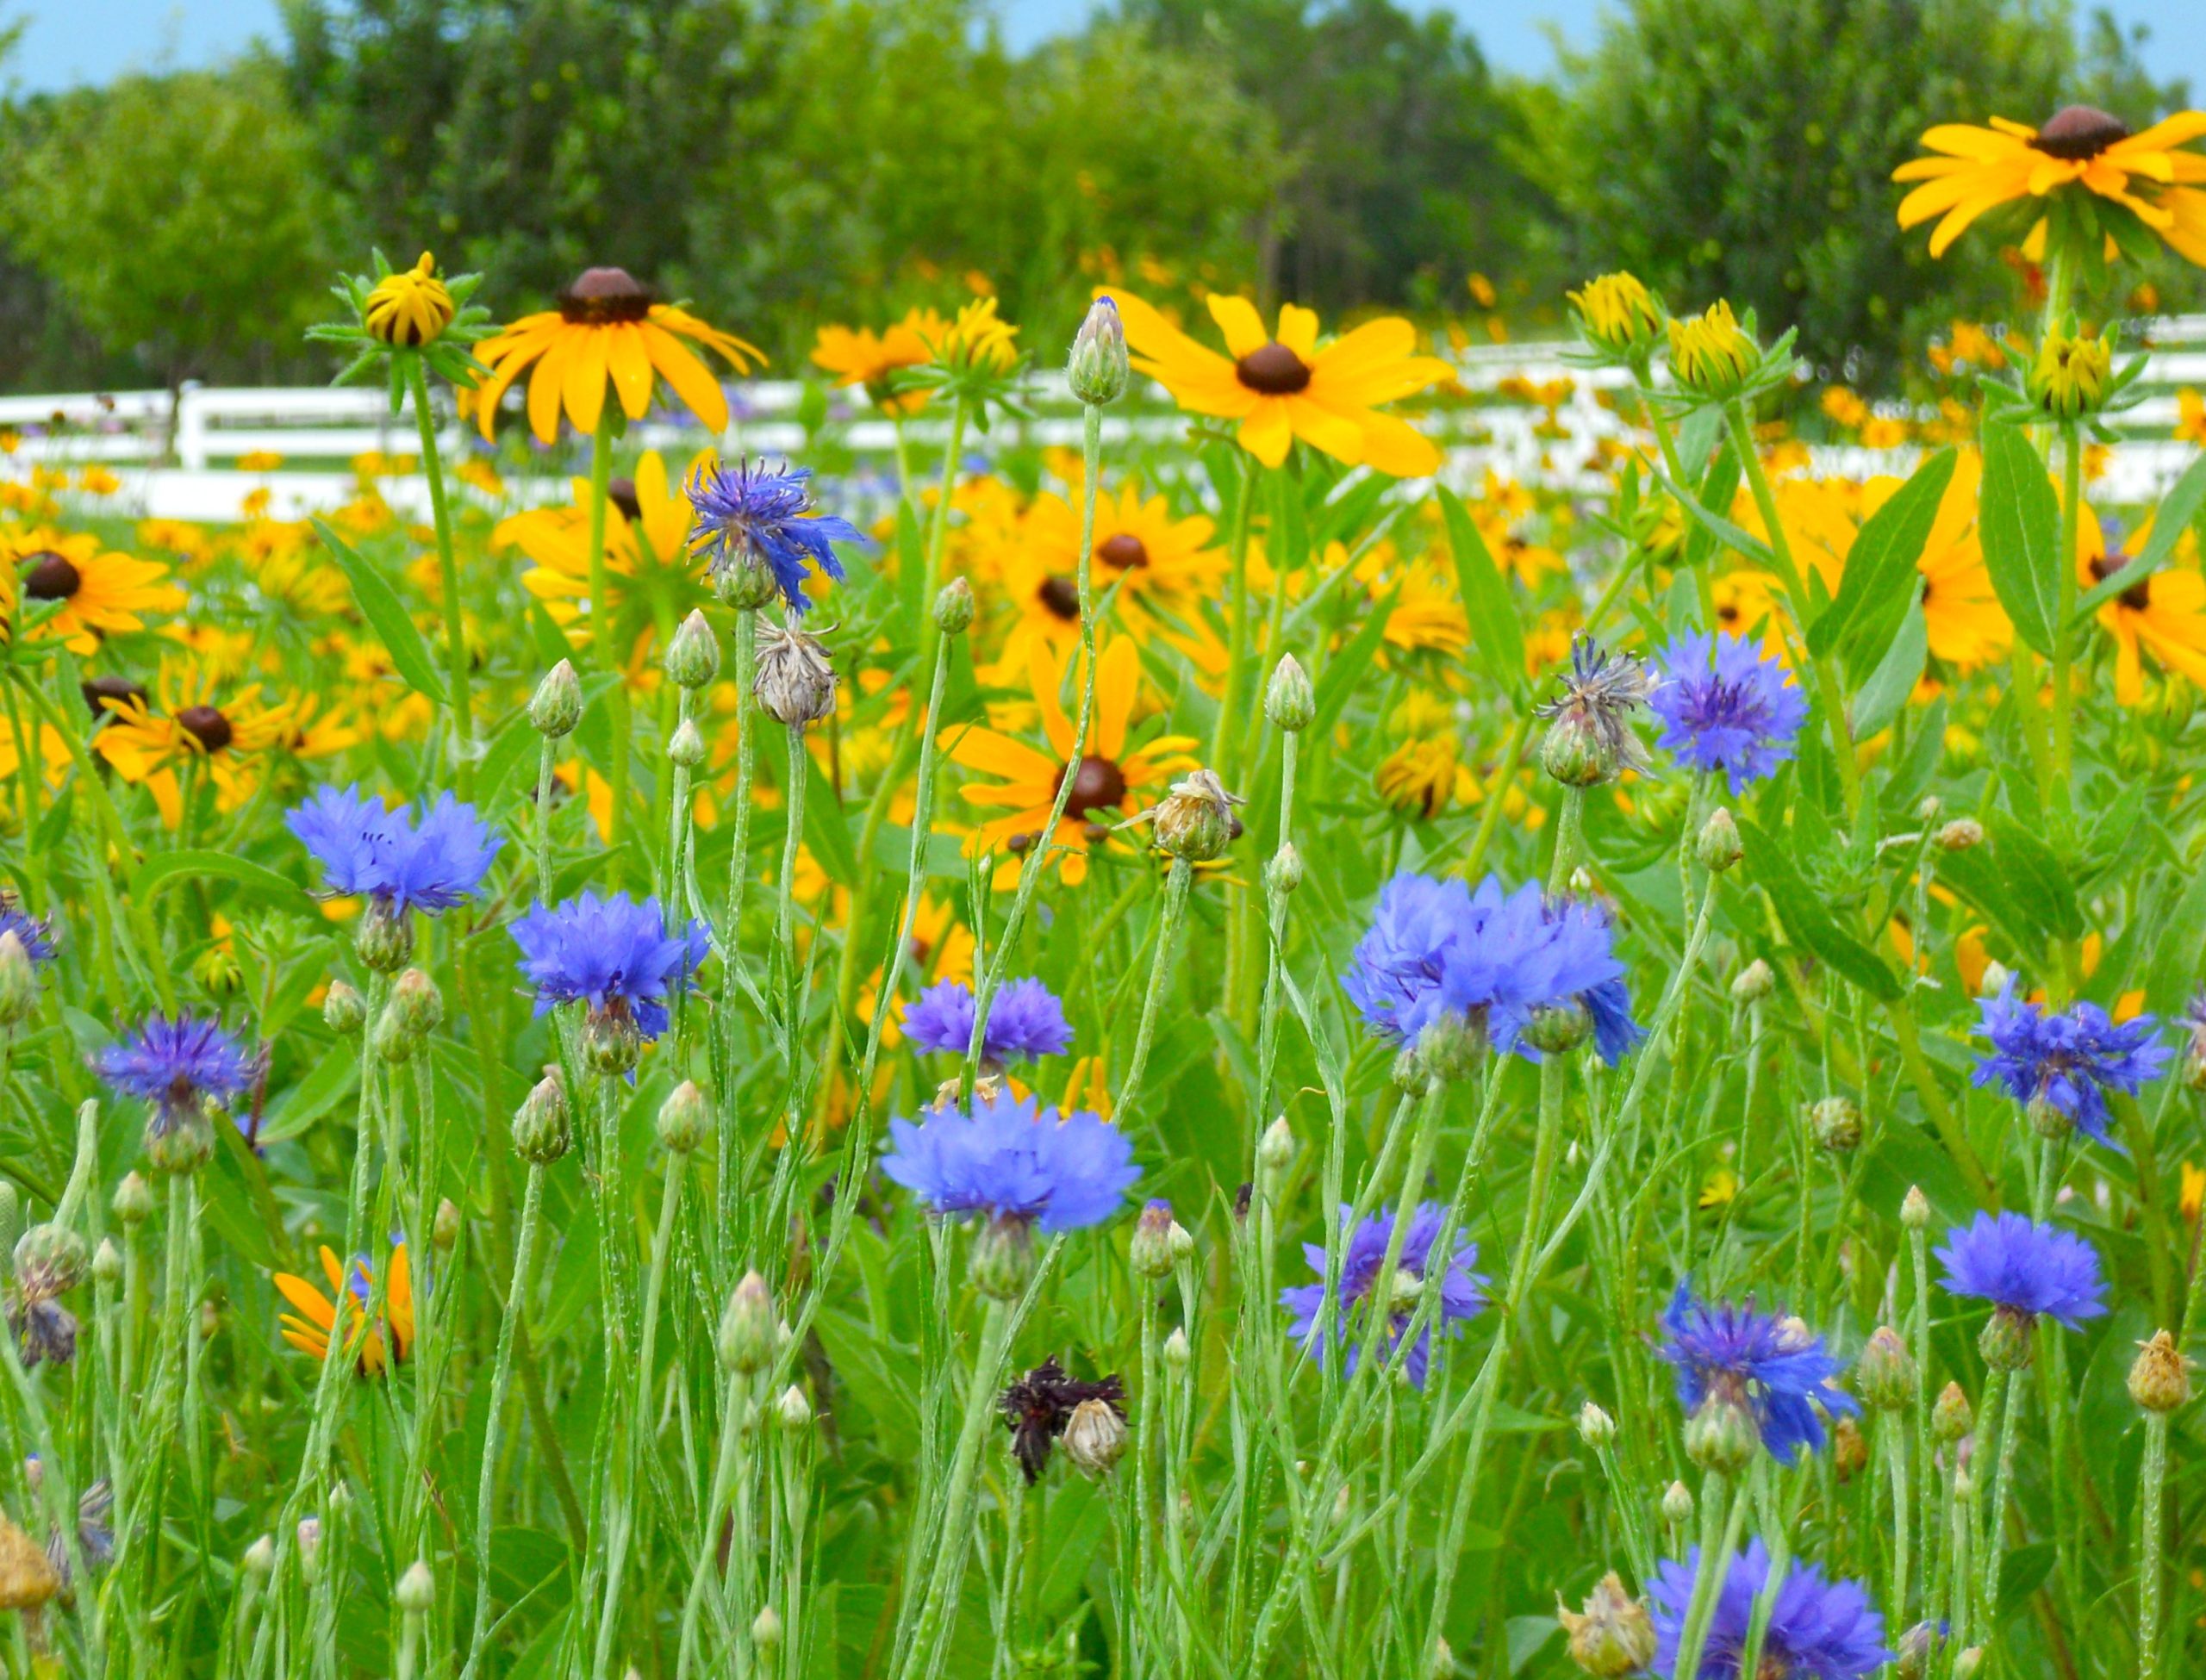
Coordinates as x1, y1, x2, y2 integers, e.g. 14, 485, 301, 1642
1038, 575, 1081, 621
1235, 341, 1312, 395
2031, 106, 2129, 162
177, 705, 234, 754
1097, 532, 1149, 570
2089, 551, 2151, 610
558, 266, 653, 325
608, 476, 642, 523
22, 551, 81, 600
81, 675, 146, 716
1054, 754, 1127, 818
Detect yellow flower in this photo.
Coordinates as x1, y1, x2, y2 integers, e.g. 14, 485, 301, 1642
92, 659, 293, 828
1006, 479, 1231, 676
1375, 735, 1472, 818
2175, 388, 2206, 445
456, 457, 506, 498
235, 450, 284, 472
920, 297, 1019, 375
7, 530, 184, 653
2079, 509, 2206, 704
1698, 1167, 1739, 1210
365, 252, 456, 347
944, 632, 1199, 887
2029, 324, 2115, 420
1568, 271, 1664, 358
2180, 1161, 2203, 1224
1893, 106, 2206, 261
474, 266, 763, 444
1108, 288, 1453, 476
812, 308, 949, 414
1666, 301, 1758, 399
275, 1244, 414, 1376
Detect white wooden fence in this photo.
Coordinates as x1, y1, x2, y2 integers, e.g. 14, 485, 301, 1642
8, 315, 2203, 524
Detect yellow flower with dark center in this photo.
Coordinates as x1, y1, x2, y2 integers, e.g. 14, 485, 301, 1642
1893, 106, 2206, 261
2078, 509, 2206, 704
2029, 325, 2115, 420
364, 252, 456, 347
7, 531, 184, 654
944, 632, 1199, 887
813, 308, 950, 414
274, 1244, 414, 1376
474, 266, 763, 444
92, 659, 294, 828
1108, 288, 1453, 476
1666, 302, 1758, 400
1568, 271, 1664, 359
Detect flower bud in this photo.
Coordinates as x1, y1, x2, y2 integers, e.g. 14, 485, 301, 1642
2028, 321, 2115, 420
1854, 1326, 1916, 1410
1935, 818, 1985, 853
395, 1559, 435, 1615
1569, 272, 1665, 362
433, 1198, 463, 1253
969, 1214, 1035, 1303
512, 1072, 572, 1165
1696, 807, 1743, 874
1952, 1647, 1983, 1680
242, 1534, 277, 1581
1667, 300, 1760, 401
14, 1224, 87, 1297
530, 659, 583, 738
1978, 1305, 2033, 1372
776, 1384, 813, 1430
657, 1080, 711, 1154
1162, 1326, 1190, 1373
355, 899, 414, 974
90, 1237, 122, 1286
1523, 1000, 1592, 1057
714, 551, 784, 612
364, 252, 454, 347
322, 980, 366, 1036
1730, 958, 1775, 1004
1062, 1397, 1128, 1477
1901, 1185, 1930, 1230
372, 1009, 416, 1066
1540, 710, 1615, 787
1932, 1379, 1972, 1442
1684, 1393, 1760, 1474
1978, 961, 2014, 999
667, 718, 707, 769
1808, 1095, 1862, 1153
1895, 1621, 1942, 1680
664, 610, 721, 690
0, 932, 37, 1028
112, 1172, 154, 1229
1141, 768, 1243, 862
2128, 1329, 2191, 1414
144, 1106, 215, 1175
583, 1006, 642, 1076
1266, 842, 1303, 897
1576, 1401, 1615, 1448
1416, 1009, 1487, 1086
1265, 655, 1314, 733
1557, 1571, 1656, 1678
1257, 1116, 1295, 1186
1130, 1200, 1177, 1280
720, 1272, 776, 1374
933, 577, 975, 636
2025, 1092, 2072, 1141
1168, 1217, 1194, 1268
754, 623, 838, 728
1067, 296, 1131, 407
388, 968, 444, 1038
1831, 1415, 1868, 1480
1660, 1479, 1693, 1528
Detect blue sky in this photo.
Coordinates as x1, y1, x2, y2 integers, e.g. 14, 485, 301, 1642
7, 0, 2198, 92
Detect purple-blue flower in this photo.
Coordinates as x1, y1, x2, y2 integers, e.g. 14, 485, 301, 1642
97, 1015, 257, 1125
1650, 1540, 1891, 1679
0, 904, 56, 964
288, 786, 501, 914
903, 978, 1071, 1063
510, 891, 711, 1041
1970, 983, 2168, 1146
685, 457, 865, 615
1281, 1203, 1487, 1387
1934, 1210, 2107, 1328
1341, 873, 1642, 1064
881, 1089, 1138, 1233
1658, 1282, 1857, 1463
1649, 631, 1809, 793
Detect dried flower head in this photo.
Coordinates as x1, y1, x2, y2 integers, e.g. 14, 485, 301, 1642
999, 1358, 1126, 1483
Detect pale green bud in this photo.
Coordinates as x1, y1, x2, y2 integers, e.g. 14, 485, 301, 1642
664, 610, 721, 689
530, 659, 583, 737
1067, 296, 1130, 407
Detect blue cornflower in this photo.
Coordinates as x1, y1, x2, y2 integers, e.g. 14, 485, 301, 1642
685, 457, 865, 616
1935, 1210, 2107, 1330
510, 891, 711, 1042
0, 904, 56, 964
1341, 872, 1642, 1066
1970, 982, 2168, 1146
1650, 1540, 1891, 1680
97, 1014, 258, 1127
1658, 1282, 1858, 1464
903, 978, 1072, 1063
880, 1089, 1138, 1234
287, 786, 501, 915
1649, 631, 1809, 793
1280, 1203, 1487, 1388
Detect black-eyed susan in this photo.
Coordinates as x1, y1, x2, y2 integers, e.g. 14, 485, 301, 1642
92, 659, 293, 828
1568, 271, 1666, 364
944, 632, 1199, 886
1109, 289, 1453, 476
474, 267, 763, 445
7, 532, 184, 654
2079, 510, 2206, 703
1893, 107, 2206, 262
1375, 734, 1471, 819
274, 1244, 414, 1376
1008, 479, 1231, 675
811, 309, 949, 416
310, 248, 491, 400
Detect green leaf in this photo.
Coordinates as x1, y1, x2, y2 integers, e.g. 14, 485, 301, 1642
1738, 819, 1900, 1000
1814, 445, 1954, 674
1847, 598, 1926, 741
314, 518, 449, 705
1977, 421, 2059, 656
2073, 451, 2206, 620
1437, 486, 1525, 700
1985, 813, 2084, 942
2146, 862, 2206, 1014
1996, 1540, 2058, 1623
259, 1039, 361, 1144
1310, 588, 1398, 739
131, 849, 303, 905
1652, 465, 1773, 568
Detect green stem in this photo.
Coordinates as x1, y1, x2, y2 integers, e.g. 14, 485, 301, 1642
467, 1160, 545, 1660
1209, 455, 1259, 782
2140, 1411, 2169, 1680
895, 1297, 1013, 1680
2052, 422, 2082, 808
408, 358, 475, 797
1115, 857, 1193, 1124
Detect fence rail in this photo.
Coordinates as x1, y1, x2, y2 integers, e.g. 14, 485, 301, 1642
10, 314, 2205, 523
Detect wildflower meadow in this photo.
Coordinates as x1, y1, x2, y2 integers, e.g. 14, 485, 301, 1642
6, 84, 2206, 1680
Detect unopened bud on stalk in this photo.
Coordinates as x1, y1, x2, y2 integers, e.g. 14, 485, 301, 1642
0, 933, 36, 1028
396, 1559, 435, 1615
720, 1272, 776, 1374
13, 1224, 85, 1297
933, 577, 975, 636
1062, 1397, 1128, 1478
1067, 296, 1131, 406
1951, 1646, 1983, 1680
1696, 807, 1743, 874
667, 718, 707, 769
1136, 768, 1243, 862
1130, 1200, 1178, 1280
1523, 999, 1592, 1057
1978, 961, 2014, 999
322, 980, 365, 1036
242, 1534, 276, 1580
664, 611, 721, 689
1661, 1479, 1693, 1528
512, 1072, 571, 1164
1684, 1393, 1759, 1474
754, 622, 838, 727
1266, 843, 1303, 896
583, 1007, 642, 1076
90, 1238, 122, 1287
2025, 1093, 2071, 1141
113, 1173, 153, 1229
1417, 1010, 1487, 1086
776, 1384, 813, 1429
1265, 655, 1314, 732
372, 1009, 416, 1066
1900, 1185, 1931, 1229
2128, 1329, 2191, 1413
1932, 1380, 1972, 1442
1935, 818, 1985, 852
1430, 1637, 1455, 1677
1557, 1571, 1656, 1678
970, 1213, 1036, 1302
530, 659, 583, 737
656, 1080, 711, 1154
1162, 1326, 1190, 1373
389, 968, 444, 1037
1895, 1621, 1941, 1680
1730, 959, 1775, 1004
1257, 1116, 1296, 1188
750, 1605, 784, 1652
1854, 1327, 1916, 1409
1808, 1095, 1862, 1152
433, 1198, 463, 1253
355, 898, 414, 974
1576, 1401, 1615, 1448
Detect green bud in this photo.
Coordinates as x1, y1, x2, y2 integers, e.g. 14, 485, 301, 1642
1522, 1000, 1592, 1057
355, 899, 414, 974
2127, 1329, 2191, 1414
775, 1384, 813, 1429
583, 1008, 642, 1076
1576, 1401, 1615, 1447
112, 1172, 154, 1229
0, 930, 38, 1028
90, 1237, 122, 1287
395, 1559, 435, 1616
1660, 1479, 1693, 1528
1931, 1379, 1972, 1442
1684, 1392, 1760, 1474
1265, 842, 1303, 899
433, 1198, 463, 1253
1901, 1185, 1931, 1229
719, 1271, 776, 1374
242, 1534, 277, 1580
1935, 818, 1984, 852
1808, 1095, 1862, 1152
372, 1008, 417, 1066
13, 1223, 87, 1297
512, 1072, 571, 1165
1162, 1326, 1190, 1373
1264, 655, 1314, 732
664, 610, 721, 689
530, 659, 583, 738
656, 1080, 711, 1154
2025, 1093, 2071, 1140
1730, 958, 1776, 1004
714, 551, 783, 612
1130, 1201, 1177, 1280
1978, 1306, 2032, 1372
322, 980, 366, 1036
144, 1107, 215, 1175
970, 1214, 1035, 1302
1539, 711, 1612, 787
389, 968, 444, 1037
1415, 1010, 1486, 1086
667, 718, 707, 769
1066, 296, 1130, 407
1256, 1115, 1295, 1191
1696, 807, 1743, 874
1854, 1326, 1915, 1409
751, 1605, 785, 1652
934, 576, 975, 636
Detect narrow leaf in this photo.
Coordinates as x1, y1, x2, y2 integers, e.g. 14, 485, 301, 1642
2072, 451, 2206, 620
1976, 422, 2059, 656
1438, 486, 1526, 700
314, 518, 450, 705
1814, 445, 1954, 672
